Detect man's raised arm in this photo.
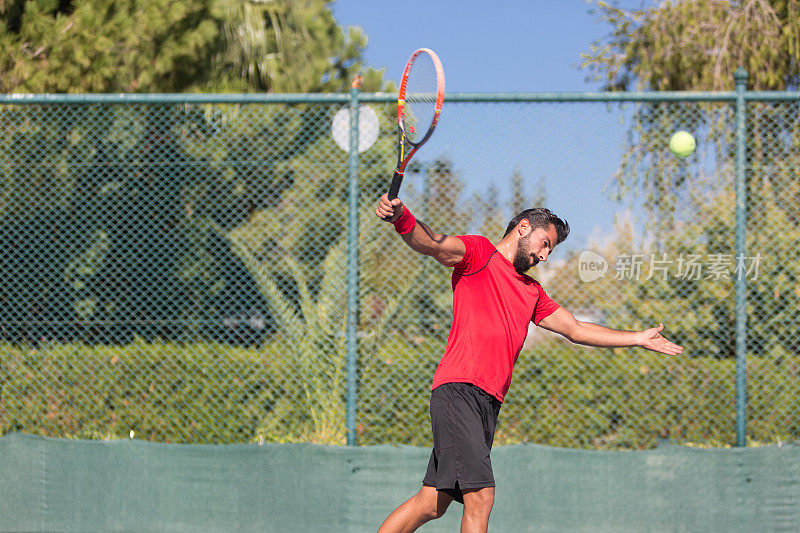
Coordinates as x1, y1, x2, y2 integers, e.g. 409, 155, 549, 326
375, 194, 465, 267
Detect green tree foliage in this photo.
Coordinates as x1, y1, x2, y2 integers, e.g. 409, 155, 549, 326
212, 0, 385, 93
0, 1, 391, 345
547, 191, 800, 360
582, 0, 800, 220
0, 0, 383, 94
360, 156, 470, 341
0, 0, 223, 93
5, 336, 798, 446
583, 0, 800, 91
582, 0, 800, 228
579, 1, 800, 359
511, 169, 547, 216
472, 170, 547, 240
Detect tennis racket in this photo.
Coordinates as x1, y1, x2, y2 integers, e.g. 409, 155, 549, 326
387, 48, 445, 201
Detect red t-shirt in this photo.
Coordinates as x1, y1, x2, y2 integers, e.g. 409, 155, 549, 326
430, 235, 560, 402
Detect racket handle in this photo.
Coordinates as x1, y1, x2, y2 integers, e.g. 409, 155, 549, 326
387, 171, 404, 200
382, 171, 405, 221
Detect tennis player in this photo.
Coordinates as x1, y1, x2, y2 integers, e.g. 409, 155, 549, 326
375, 194, 683, 533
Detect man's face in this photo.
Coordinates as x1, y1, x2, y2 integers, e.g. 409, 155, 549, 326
512, 223, 558, 274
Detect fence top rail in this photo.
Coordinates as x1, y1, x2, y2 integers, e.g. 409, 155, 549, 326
0, 91, 798, 105
0, 93, 354, 105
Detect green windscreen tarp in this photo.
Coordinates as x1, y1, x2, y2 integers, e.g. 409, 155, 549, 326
1, 433, 798, 532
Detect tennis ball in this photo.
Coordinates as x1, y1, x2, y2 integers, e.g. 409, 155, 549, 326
669, 130, 695, 158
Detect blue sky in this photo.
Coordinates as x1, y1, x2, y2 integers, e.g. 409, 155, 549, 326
331, 1, 653, 250
332, 0, 630, 93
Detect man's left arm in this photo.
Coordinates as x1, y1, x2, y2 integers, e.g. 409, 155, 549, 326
537, 308, 684, 355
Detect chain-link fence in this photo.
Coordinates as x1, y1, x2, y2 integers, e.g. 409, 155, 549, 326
0, 80, 798, 449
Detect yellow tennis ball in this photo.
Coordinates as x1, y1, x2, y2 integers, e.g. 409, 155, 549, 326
669, 131, 696, 158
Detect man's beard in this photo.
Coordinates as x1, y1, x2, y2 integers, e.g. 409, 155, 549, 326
512, 234, 537, 274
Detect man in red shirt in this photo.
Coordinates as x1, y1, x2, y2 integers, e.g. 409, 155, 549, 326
375, 194, 683, 533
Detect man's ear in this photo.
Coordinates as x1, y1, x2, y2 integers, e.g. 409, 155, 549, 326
517, 219, 531, 235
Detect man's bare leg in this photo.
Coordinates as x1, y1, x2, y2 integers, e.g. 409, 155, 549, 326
460, 487, 494, 533
378, 484, 454, 533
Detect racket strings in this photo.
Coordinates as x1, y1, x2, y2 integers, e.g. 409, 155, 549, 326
403, 54, 439, 144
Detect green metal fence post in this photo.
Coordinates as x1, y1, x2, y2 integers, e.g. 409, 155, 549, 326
345, 84, 361, 446
734, 67, 748, 447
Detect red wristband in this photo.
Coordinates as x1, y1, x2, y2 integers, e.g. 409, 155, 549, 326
392, 207, 416, 235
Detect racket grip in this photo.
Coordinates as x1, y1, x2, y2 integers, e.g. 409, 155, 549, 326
387, 171, 404, 200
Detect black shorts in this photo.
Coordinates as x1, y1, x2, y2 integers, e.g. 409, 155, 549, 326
422, 382, 502, 504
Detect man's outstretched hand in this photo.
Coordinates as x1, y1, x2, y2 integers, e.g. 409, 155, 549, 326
638, 324, 683, 355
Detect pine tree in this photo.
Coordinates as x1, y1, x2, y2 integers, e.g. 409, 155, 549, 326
0, 0, 385, 93
0, 0, 223, 93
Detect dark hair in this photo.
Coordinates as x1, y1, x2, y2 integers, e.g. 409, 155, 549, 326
503, 208, 570, 245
